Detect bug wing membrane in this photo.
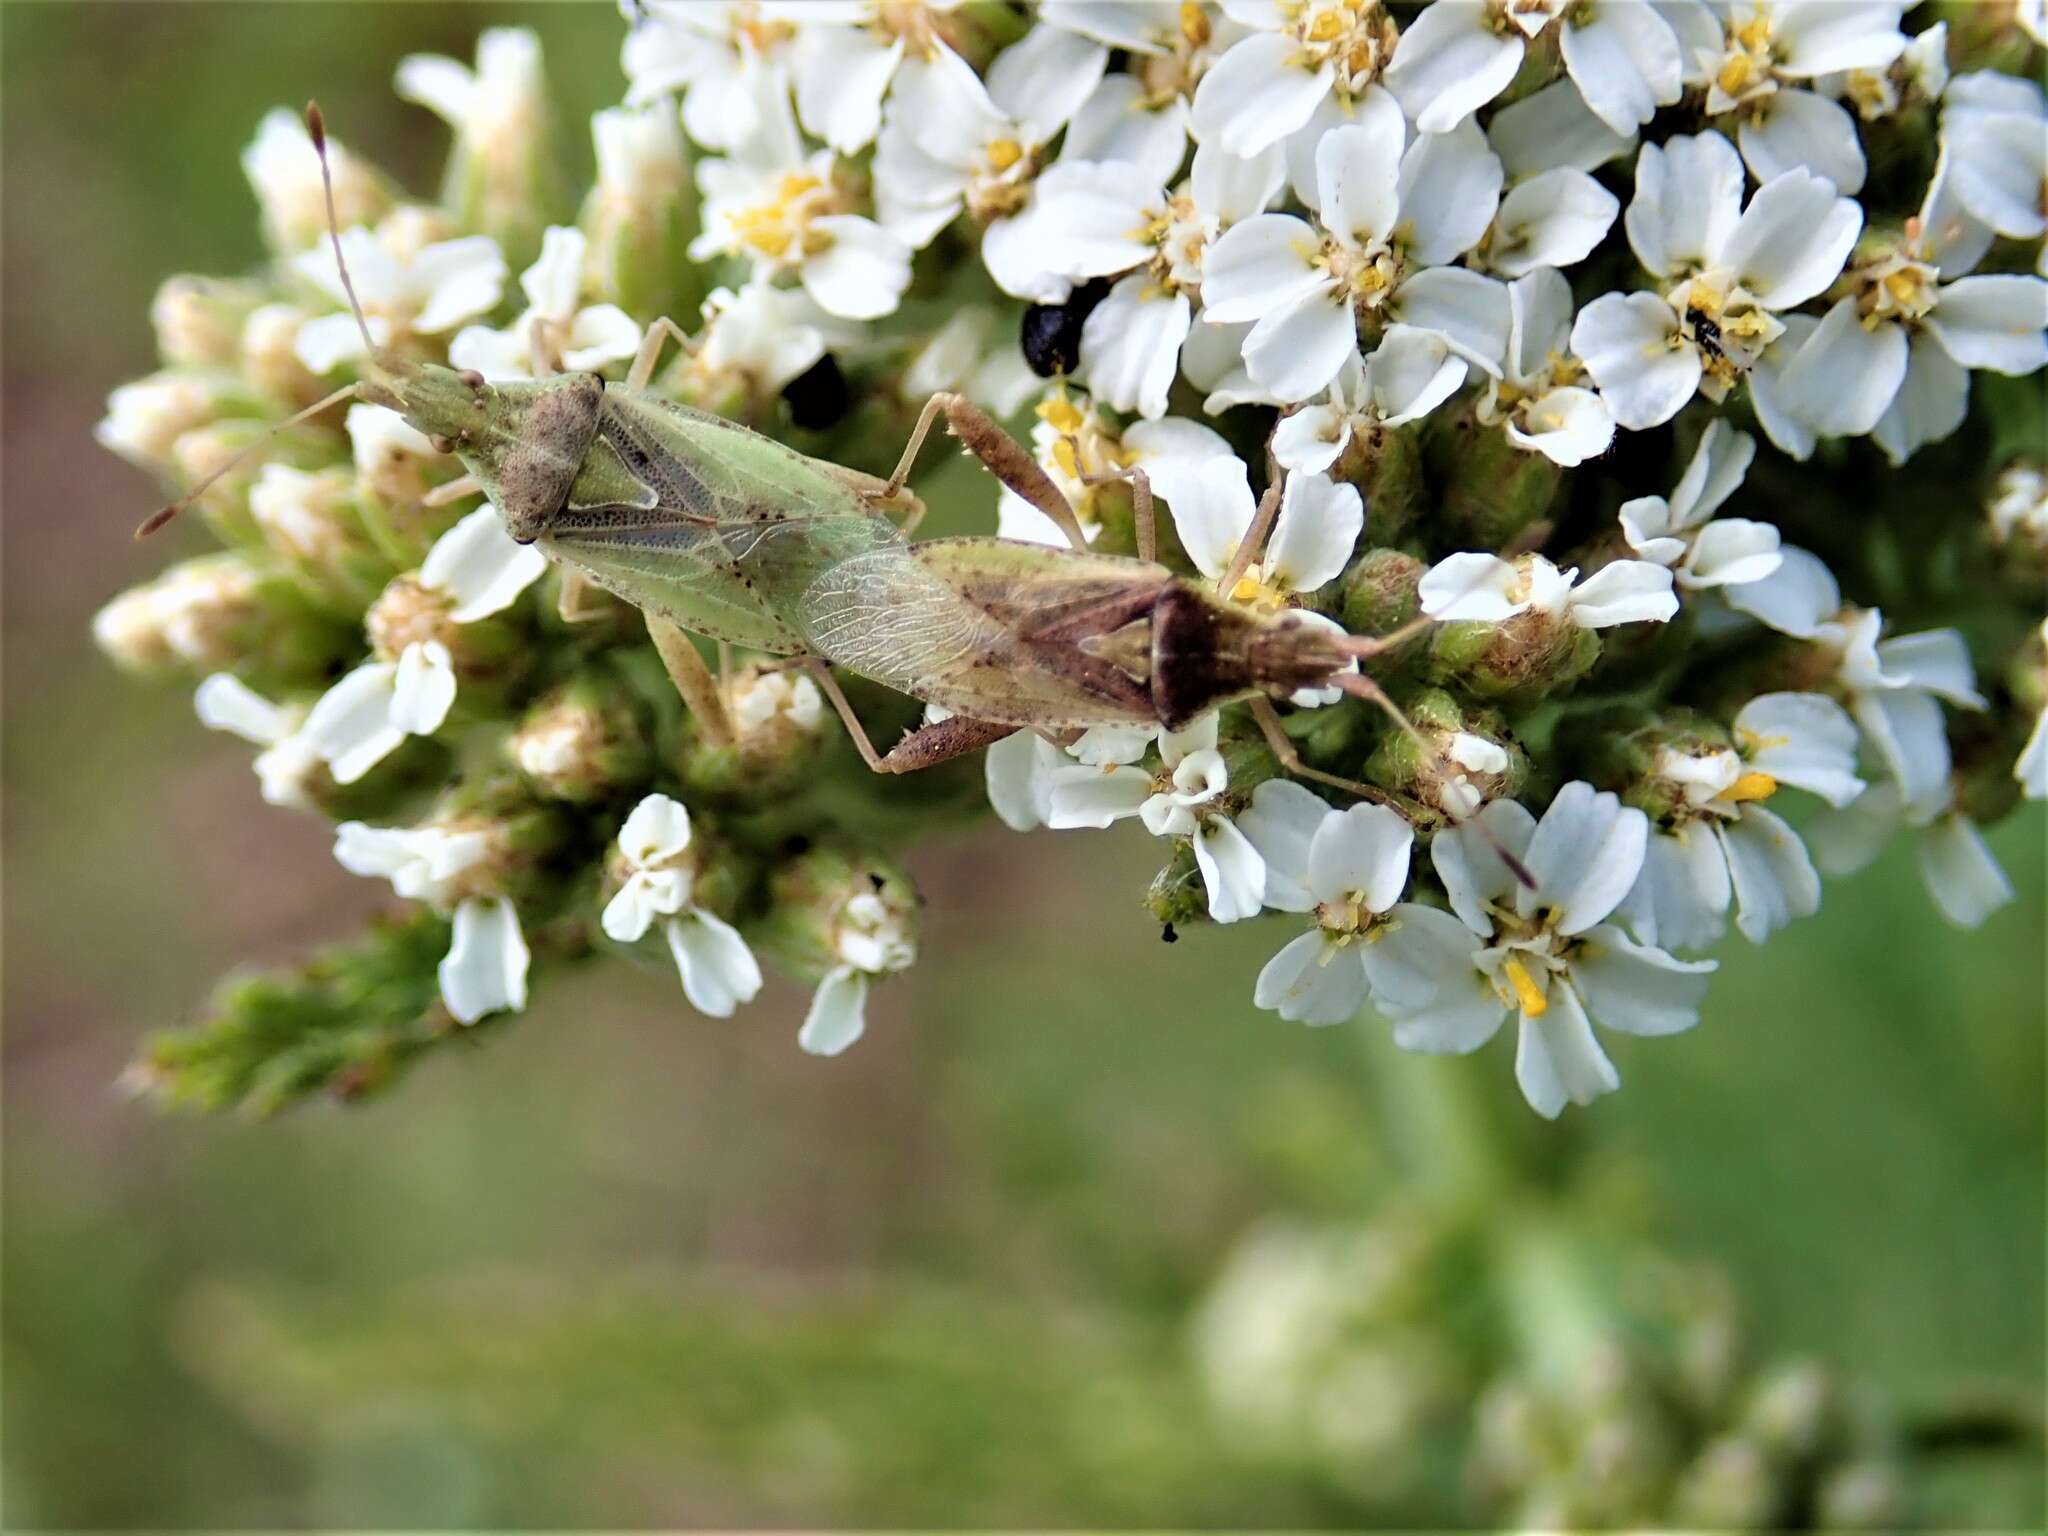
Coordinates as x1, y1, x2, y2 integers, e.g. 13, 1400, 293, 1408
796, 539, 1171, 730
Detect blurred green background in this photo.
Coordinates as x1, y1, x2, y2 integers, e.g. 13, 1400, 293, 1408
2, 3, 2042, 1526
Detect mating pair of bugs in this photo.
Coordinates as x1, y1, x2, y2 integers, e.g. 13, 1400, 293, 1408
143, 106, 1454, 824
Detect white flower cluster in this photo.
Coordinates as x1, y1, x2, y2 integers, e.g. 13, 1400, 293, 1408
100, 5, 2043, 1114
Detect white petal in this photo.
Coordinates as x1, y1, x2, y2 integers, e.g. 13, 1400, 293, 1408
439, 897, 530, 1025
1307, 802, 1414, 913
1370, 902, 1499, 1031
295, 312, 376, 374
1079, 277, 1190, 421
394, 53, 477, 125
1567, 559, 1678, 627
1387, 270, 1510, 378
1680, 519, 1782, 589
1722, 544, 1839, 638
1744, 313, 1821, 461
1852, 688, 1952, 810
798, 965, 870, 1055
1383, 0, 1525, 133
1505, 266, 1575, 374
1667, 416, 1755, 525
1199, 214, 1331, 324
1193, 817, 1266, 924
1718, 169, 1863, 310
388, 641, 456, 737
1737, 88, 1867, 196
1163, 453, 1258, 579
1947, 111, 2048, 241
1736, 692, 1865, 806
1771, 0, 1909, 77
1514, 983, 1619, 1119
1508, 386, 1616, 466
1489, 169, 1619, 276
1624, 132, 1744, 277
1419, 551, 1523, 622
520, 225, 587, 320
603, 870, 678, 945
1489, 79, 1638, 180
1268, 472, 1363, 593
1191, 137, 1286, 225
1926, 275, 2048, 375
619, 792, 693, 866
985, 23, 1108, 139
1432, 797, 1539, 935
1570, 921, 1715, 1032
423, 506, 549, 621
1239, 779, 1334, 912
561, 305, 647, 372
302, 661, 404, 784
1254, 931, 1369, 1025
801, 216, 912, 320
2017, 710, 2048, 799
667, 909, 764, 1017
1063, 75, 1191, 187
194, 673, 291, 746
1367, 324, 1471, 424
1875, 629, 1985, 708
1271, 403, 1350, 474
1047, 763, 1154, 827
1190, 31, 1334, 156
1617, 825, 1731, 952
1872, 331, 1970, 465
1570, 292, 1698, 430
1244, 290, 1359, 402
1523, 781, 1648, 934
793, 28, 901, 153
985, 729, 1060, 832
1315, 114, 1406, 243
1021, 159, 1160, 280
412, 237, 510, 333
1717, 806, 1820, 943
1917, 815, 2015, 929
1559, 0, 1683, 134
1395, 119, 1503, 265
1770, 299, 1906, 440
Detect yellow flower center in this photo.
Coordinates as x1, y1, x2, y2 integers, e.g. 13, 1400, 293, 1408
1180, 1, 1211, 46
1719, 771, 1779, 804
1502, 954, 1549, 1016
986, 138, 1024, 172
729, 171, 829, 261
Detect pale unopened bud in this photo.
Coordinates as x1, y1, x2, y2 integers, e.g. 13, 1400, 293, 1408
170, 418, 333, 540
347, 404, 467, 553
583, 102, 697, 318
249, 463, 385, 598
762, 845, 918, 982
1814, 1459, 1908, 1529
511, 679, 651, 802
94, 553, 284, 675
242, 107, 390, 255
1339, 548, 1425, 664
1429, 402, 1564, 550
1367, 688, 1526, 819
1743, 1360, 1839, 1461
1430, 610, 1600, 701
151, 276, 261, 368
1988, 463, 2047, 551
240, 303, 326, 406
684, 666, 828, 796
95, 372, 246, 470
1669, 1435, 1778, 1529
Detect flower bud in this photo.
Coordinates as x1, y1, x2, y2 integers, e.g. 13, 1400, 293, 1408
1814, 1460, 1908, 1529
1428, 402, 1563, 550
94, 553, 334, 680
1342, 421, 1427, 543
240, 303, 328, 408
170, 418, 338, 545
416, 780, 571, 911
346, 403, 471, 557
151, 276, 261, 368
1430, 611, 1600, 702
1145, 839, 1208, 929
510, 674, 652, 803
681, 665, 828, 799
94, 371, 250, 471
249, 461, 389, 601
759, 845, 918, 984
1668, 1435, 1778, 1529
1364, 687, 1526, 819
1741, 1360, 1839, 1461
1340, 548, 1425, 666
582, 102, 698, 320
242, 107, 391, 255
1987, 462, 2047, 573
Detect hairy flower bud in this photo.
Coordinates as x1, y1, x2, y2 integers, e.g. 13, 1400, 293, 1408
1340, 548, 1425, 664
682, 665, 828, 798
1430, 611, 1601, 701
151, 275, 261, 368
365, 572, 521, 684
582, 102, 697, 320
1365, 688, 1525, 819
240, 303, 328, 407
94, 371, 250, 471
94, 553, 333, 681
511, 675, 652, 803
171, 419, 337, 545
1428, 403, 1564, 550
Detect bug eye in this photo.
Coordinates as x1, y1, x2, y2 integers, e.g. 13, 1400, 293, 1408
429, 433, 456, 455
456, 368, 486, 393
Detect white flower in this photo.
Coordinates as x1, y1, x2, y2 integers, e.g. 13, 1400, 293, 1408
1011, 139, 1283, 417
685, 282, 857, 398
1047, 713, 1266, 923
1202, 105, 1509, 400
1170, 457, 1363, 613
1620, 692, 1863, 951
731, 669, 823, 736
590, 101, 688, 216
302, 508, 548, 783
1617, 418, 1781, 589
799, 887, 918, 1056
995, 388, 1232, 546
1571, 130, 1861, 430
1238, 782, 1416, 1024
1191, 0, 1400, 162
395, 26, 545, 163
1419, 551, 1678, 628
1942, 70, 2047, 271
689, 75, 912, 321
1488, 78, 1639, 182
1372, 783, 1714, 1119
873, 24, 1110, 296
984, 728, 1073, 832
1273, 329, 1472, 471
1725, 547, 1986, 807
1474, 268, 1615, 466
347, 402, 439, 490
1690, 0, 1910, 193
1989, 465, 2048, 548
1387, 0, 1693, 138
93, 373, 223, 469
601, 794, 763, 1017
242, 107, 384, 253
293, 225, 507, 373
1774, 150, 2048, 461
785, 1, 965, 153
448, 226, 642, 380
1828, 19, 1948, 122
333, 820, 529, 1024
1477, 151, 1621, 279
1806, 780, 2015, 931
193, 673, 322, 811
621, 0, 799, 152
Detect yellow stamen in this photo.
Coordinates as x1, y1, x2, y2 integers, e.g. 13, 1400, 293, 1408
1180, 1, 1211, 46
1503, 955, 1548, 1017
1722, 771, 1778, 803
1717, 54, 1756, 96
986, 138, 1024, 172
1037, 395, 1084, 434
1306, 9, 1344, 42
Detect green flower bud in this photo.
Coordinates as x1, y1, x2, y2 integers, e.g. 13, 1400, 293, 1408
582, 103, 699, 321
1426, 400, 1563, 550
1339, 548, 1426, 669
758, 845, 918, 985
1341, 421, 1427, 543
94, 552, 347, 683
681, 665, 829, 800
510, 674, 653, 803
1145, 839, 1208, 929
170, 418, 343, 549
1364, 687, 1526, 819
1669, 1435, 1779, 1530
1430, 612, 1600, 702
151, 275, 262, 368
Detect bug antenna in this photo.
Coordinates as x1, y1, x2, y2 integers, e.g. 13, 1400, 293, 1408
133, 382, 360, 538
305, 102, 378, 360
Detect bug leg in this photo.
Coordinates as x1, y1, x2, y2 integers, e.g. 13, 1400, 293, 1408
892, 392, 1093, 553
804, 660, 888, 771
647, 615, 737, 750
1079, 466, 1157, 563
627, 315, 695, 391
1251, 696, 1402, 808
422, 473, 483, 509
802, 660, 1015, 772
1216, 481, 1283, 599
556, 570, 614, 624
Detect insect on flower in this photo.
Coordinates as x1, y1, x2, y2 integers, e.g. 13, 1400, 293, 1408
138, 106, 1533, 885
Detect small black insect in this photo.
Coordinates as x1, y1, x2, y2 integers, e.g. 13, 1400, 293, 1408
1021, 277, 1112, 377
1686, 306, 1724, 360
1160, 922, 1179, 944
781, 353, 850, 430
